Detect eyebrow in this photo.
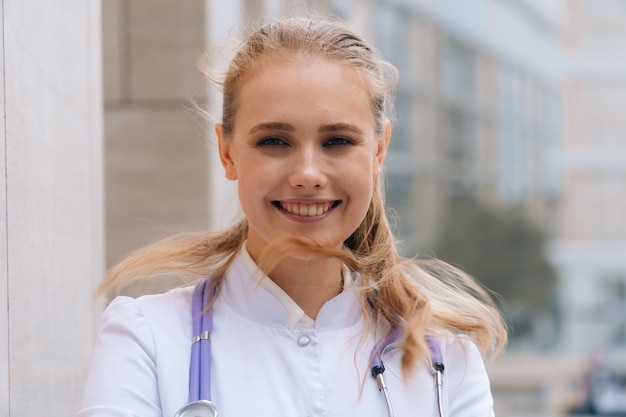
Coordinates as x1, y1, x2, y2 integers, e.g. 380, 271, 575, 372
319, 123, 363, 135
248, 122, 363, 135
248, 122, 295, 135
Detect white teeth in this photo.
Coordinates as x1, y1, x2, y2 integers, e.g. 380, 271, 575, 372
280, 202, 333, 217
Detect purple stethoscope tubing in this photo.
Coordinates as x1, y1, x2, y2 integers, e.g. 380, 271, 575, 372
179, 278, 446, 417
173, 279, 218, 417
190, 277, 214, 402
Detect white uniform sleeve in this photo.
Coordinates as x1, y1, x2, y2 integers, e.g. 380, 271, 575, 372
76, 296, 162, 417
445, 338, 495, 417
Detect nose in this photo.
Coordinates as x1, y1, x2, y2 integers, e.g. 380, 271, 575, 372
288, 146, 327, 189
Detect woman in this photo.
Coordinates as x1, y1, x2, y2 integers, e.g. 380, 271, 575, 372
78, 17, 506, 417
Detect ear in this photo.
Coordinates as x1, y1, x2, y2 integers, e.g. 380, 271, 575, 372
216, 123, 238, 180
373, 120, 391, 177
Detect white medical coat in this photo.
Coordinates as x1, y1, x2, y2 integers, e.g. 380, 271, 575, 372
77, 254, 495, 417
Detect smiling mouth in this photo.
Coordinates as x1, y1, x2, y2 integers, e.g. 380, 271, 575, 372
273, 201, 340, 217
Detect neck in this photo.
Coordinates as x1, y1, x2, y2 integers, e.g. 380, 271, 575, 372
265, 255, 344, 319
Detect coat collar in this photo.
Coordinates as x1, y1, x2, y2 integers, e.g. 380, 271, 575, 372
220, 250, 363, 330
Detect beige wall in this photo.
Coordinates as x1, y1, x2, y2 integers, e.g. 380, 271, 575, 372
0, 1, 103, 415
103, 0, 210, 280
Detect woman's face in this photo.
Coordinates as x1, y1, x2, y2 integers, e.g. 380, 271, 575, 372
216, 56, 390, 261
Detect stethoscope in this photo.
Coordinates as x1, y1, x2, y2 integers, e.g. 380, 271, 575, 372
174, 278, 446, 417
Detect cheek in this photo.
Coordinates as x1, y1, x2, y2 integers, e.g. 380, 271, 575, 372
343, 162, 375, 208
345, 153, 377, 184
235, 166, 275, 219
237, 175, 264, 204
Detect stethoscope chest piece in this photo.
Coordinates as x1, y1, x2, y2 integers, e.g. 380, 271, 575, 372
174, 400, 218, 417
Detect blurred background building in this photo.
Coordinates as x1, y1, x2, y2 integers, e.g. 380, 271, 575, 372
551, 0, 626, 356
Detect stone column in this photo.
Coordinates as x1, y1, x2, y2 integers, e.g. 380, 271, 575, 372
0, 1, 104, 416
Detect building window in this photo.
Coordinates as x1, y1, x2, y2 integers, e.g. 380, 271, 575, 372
440, 38, 475, 100
389, 90, 414, 153
384, 172, 418, 253
438, 105, 477, 198
374, 1, 410, 72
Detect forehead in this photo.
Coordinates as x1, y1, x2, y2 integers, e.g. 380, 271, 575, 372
243, 53, 371, 93
232, 55, 376, 129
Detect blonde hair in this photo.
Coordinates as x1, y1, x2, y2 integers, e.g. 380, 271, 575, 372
102, 17, 506, 377
217, 18, 397, 136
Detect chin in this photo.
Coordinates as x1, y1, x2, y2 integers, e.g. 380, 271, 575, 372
266, 233, 344, 259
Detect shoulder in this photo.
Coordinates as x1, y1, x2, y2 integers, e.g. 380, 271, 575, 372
103, 284, 194, 319
437, 334, 483, 362
432, 334, 490, 380
132, 285, 195, 319
434, 335, 494, 414
99, 285, 195, 345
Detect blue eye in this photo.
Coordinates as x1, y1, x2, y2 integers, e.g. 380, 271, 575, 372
258, 137, 288, 146
324, 136, 353, 146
